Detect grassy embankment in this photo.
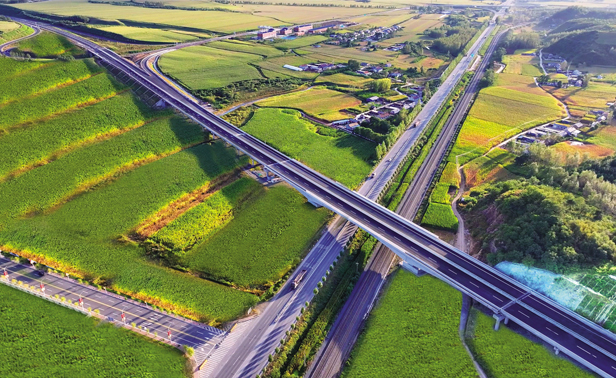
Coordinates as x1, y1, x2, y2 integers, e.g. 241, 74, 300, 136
0, 284, 190, 378
12, 31, 86, 58
0, 22, 33, 44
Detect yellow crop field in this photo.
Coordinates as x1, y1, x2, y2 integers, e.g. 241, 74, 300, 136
0, 21, 19, 33
469, 92, 564, 128
351, 10, 415, 27
547, 82, 616, 111
503, 53, 542, 76
13, 0, 285, 33
382, 14, 444, 44
257, 87, 360, 121
315, 73, 373, 88
551, 141, 614, 162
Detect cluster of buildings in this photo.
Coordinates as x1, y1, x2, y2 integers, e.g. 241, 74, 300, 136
330, 97, 419, 133
542, 53, 567, 71
516, 121, 583, 145
257, 24, 315, 40
325, 25, 401, 46
283, 62, 346, 73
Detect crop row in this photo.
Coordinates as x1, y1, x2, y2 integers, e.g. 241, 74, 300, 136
0, 116, 203, 219
0, 58, 102, 105
0, 72, 125, 130
0, 92, 163, 179
183, 184, 329, 289
0, 143, 255, 323
150, 177, 261, 252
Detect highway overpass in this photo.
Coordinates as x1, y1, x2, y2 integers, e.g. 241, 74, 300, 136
12, 18, 616, 378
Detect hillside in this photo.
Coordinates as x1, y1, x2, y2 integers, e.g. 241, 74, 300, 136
543, 31, 616, 66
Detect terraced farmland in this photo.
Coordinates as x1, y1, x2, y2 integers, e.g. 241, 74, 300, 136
243, 108, 375, 188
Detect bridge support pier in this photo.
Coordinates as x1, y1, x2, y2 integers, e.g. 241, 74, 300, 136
492, 313, 508, 331
400, 261, 426, 277
554, 346, 560, 356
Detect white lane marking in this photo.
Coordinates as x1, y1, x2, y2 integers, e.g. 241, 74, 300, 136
428, 257, 437, 263
470, 281, 480, 288
493, 295, 504, 303
576, 345, 596, 358
517, 310, 530, 319
447, 268, 458, 275
611, 366, 616, 371
394, 236, 402, 242
545, 327, 559, 336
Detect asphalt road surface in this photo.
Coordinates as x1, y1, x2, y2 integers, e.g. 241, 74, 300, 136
306, 24, 510, 378
0, 256, 224, 362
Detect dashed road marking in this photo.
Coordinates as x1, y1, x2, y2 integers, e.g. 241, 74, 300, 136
517, 310, 530, 319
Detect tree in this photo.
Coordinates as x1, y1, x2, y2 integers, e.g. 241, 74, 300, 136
370, 78, 391, 93
347, 59, 360, 71
183, 345, 195, 357
479, 69, 495, 88
492, 47, 506, 63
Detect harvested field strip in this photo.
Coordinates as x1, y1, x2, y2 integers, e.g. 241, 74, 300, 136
149, 177, 262, 251
481, 86, 563, 109
342, 270, 475, 377
134, 168, 246, 240
0, 116, 203, 219
0, 92, 164, 180
315, 73, 372, 88
0, 58, 102, 105
243, 108, 374, 189
273, 35, 328, 49
0, 143, 255, 323
183, 184, 329, 289
0, 73, 125, 131
0, 284, 190, 378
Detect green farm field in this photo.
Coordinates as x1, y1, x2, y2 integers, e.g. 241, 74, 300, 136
376, 13, 444, 45
0, 58, 102, 105
502, 53, 542, 76
546, 82, 616, 116
421, 202, 458, 232
159, 45, 264, 90
183, 182, 329, 288
466, 309, 596, 378
94, 25, 200, 43
13, 31, 85, 58
243, 108, 375, 188
207, 40, 283, 58
273, 35, 328, 50
315, 73, 373, 88
256, 87, 361, 121
0, 284, 189, 378
0, 20, 19, 33
342, 270, 476, 378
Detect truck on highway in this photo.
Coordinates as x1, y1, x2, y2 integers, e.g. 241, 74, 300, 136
292, 269, 307, 289
408, 120, 420, 130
